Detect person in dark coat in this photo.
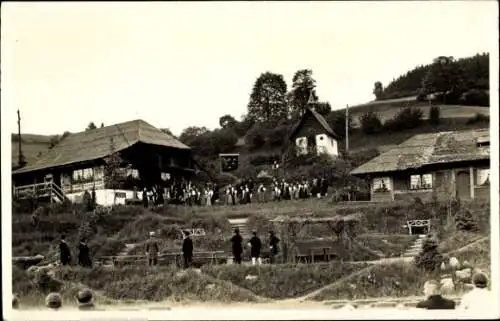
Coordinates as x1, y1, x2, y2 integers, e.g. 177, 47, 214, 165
78, 238, 92, 267
268, 231, 280, 264
416, 280, 456, 310
59, 235, 72, 266
231, 229, 243, 264
182, 231, 194, 268
248, 232, 262, 265
142, 187, 149, 208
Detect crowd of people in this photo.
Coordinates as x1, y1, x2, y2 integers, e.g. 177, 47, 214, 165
145, 229, 281, 268
139, 179, 221, 207
138, 176, 332, 208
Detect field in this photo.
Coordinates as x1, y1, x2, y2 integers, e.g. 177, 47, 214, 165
11, 134, 55, 167
11, 197, 491, 308
346, 98, 489, 128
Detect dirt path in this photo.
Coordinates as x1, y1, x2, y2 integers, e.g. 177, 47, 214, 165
290, 265, 376, 302
444, 236, 489, 255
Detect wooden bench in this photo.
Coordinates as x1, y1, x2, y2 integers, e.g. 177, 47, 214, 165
294, 247, 336, 263
95, 251, 227, 267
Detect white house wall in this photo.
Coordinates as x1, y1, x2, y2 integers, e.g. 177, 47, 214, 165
315, 134, 339, 157
66, 189, 144, 206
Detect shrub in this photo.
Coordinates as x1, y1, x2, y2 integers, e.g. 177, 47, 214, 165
55, 266, 258, 302
414, 236, 442, 272
460, 89, 489, 107
429, 105, 441, 125
383, 106, 423, 131
359, 111, 383, 134
466, 113, 489, 125
249, 154, 281, 166
455, 209, 478, 232
246, 125, 268, 151
267, 124, 291, 147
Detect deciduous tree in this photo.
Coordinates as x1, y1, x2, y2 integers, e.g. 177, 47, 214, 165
373, 81, 384, 100
86, 122, 97, 131
288, 69, 318, 117
219, 114, 237, 129
104, 137, 124, 203
421, 56, 466, 104
247, 72, 288, 125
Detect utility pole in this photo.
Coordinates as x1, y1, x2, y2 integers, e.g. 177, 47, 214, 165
17, 109, 27, 168
345, 104, 349, 153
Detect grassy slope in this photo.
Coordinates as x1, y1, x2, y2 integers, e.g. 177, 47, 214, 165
347, 100, 489, 127
308, 228, 490, 301
11, 134, 55, 167
201, 263, 370, 299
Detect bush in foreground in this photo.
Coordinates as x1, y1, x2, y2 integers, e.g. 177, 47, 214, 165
308, 262, 436, 301
201, 262, 369, 299
414, 236, 442, 272
55, 265, 259, 303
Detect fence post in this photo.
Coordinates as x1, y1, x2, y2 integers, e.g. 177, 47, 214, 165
50, 182, 53, 206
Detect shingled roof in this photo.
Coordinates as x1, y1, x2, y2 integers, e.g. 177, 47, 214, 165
351, 129, 490, 175
13, 119, 190, 174
289, 107, 339, 139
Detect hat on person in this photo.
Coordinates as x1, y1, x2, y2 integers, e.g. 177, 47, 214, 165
472, 272, 488, 288
76, 289, 93, 304
149, 231, 155, 237
45, 292, 62, 309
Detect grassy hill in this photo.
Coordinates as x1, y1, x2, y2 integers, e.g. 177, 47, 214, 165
346, 98, 489, 128
11, 134, 56, 167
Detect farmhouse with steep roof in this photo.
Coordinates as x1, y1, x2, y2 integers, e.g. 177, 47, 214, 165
12, 119, 195, 205
288, 107, 340, 157
351, 129, 490, 202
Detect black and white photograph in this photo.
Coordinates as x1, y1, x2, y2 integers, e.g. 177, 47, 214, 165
1, 1, 498, 320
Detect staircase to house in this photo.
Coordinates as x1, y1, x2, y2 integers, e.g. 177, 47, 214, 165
228, 217, 250, 239
402, 234, 426, 257
14, 181, 67, 203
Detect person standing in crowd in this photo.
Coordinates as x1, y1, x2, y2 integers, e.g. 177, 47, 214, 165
145, 231, 159, 266
231, 229, 243, 264
182, 231, 194, 268
59, 235, 72, 266
78, 238, 92, 267
459, 272, 492, 310
142, 187, 149, 208
268, 231, 280, 264
416, 280, 456, 309
248, 232, 262, 265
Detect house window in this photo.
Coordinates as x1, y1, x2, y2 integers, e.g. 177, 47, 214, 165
373, 177, 391, 192
93, 166, 104, 180
476, 168, 490, 186
127, 168, 140, 179
72, 168, 94, 182
410, 174, 433, 190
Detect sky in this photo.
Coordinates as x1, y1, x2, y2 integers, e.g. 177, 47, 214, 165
1, 1, 497, 137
